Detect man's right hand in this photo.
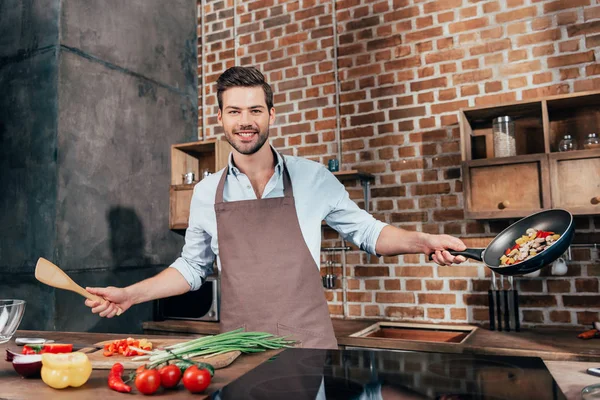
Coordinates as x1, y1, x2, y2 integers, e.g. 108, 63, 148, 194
85, 286, 133, 318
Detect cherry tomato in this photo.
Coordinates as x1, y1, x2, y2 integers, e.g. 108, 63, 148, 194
159, 364, 182, 389
182, 365, 211, 393
135, 368, 161, 395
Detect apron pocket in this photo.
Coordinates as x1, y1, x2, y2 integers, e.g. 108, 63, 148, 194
277, 322, 326, 349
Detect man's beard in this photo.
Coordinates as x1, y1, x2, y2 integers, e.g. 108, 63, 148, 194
226, 126, 270, 155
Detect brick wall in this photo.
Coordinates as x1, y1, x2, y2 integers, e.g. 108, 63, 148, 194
197, 0, 600, 328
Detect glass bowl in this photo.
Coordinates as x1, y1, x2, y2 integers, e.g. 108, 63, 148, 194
0, 300, 26, 344
583, 383, 600, 400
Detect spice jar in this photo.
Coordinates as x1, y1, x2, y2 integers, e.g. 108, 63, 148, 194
584, 133, 600, 150
558, 135, 576, 152
493, 116, 516, 158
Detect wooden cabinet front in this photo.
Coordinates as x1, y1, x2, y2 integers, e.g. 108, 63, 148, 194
169, 185, 194, 230
463, 155, 550, 219
549, 149, 600, 214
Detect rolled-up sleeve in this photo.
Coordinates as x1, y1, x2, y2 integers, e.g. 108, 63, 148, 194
322, 168, 387, 255
169, 183, 215, 291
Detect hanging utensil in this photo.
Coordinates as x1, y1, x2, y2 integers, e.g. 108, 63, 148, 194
488, 274, 495, 331
495, 273, 502, 331
35, 258, 123, 315
511, 276, 520, 332
503, 275, 510, 332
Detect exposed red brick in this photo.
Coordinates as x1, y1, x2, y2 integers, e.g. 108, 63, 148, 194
453, 69, 493, 84
517, 29, 561, 46
427, 308, 446, 319
509, 49, 528, 62
523, 310, 544, 323
411, 183, 451, 196
449, 17, 489, 33
522, 84, 570, 99
475, 92, 517, 107
385, 306, 424, 318
577, 311, 600, 325
376, 292, 415, 303
423, 0, 462, 13
426, 280, 444, 290
450, 279, 468, 291
406, 27, 444, 42
431, 100, 469, 114
548, 51, 595, 68
418, 293, 456, 304
496, 6, 537, 23
519, 295, 558, 307
347, 291, 372, 302
544, 0, 590, 13
576, 279, 599, 292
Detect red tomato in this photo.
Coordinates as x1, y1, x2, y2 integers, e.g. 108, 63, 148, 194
159, 365, 182, 389
182, 365, 211, 393
135, 368, 161, 395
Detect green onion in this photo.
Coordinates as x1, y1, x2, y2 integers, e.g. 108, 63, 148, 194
143, 328, 296, 369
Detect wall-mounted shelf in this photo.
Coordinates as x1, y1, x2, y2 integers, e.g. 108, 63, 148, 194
322, 170, 374, 226
169, 138, 231, 230
460, 90, 600, 219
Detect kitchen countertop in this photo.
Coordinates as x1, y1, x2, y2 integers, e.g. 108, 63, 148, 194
144, 318, 600, 361
1, 329, 599, 399
1, 330, 280, 399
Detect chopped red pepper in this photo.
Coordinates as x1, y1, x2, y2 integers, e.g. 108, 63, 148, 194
22, 343, 73, 355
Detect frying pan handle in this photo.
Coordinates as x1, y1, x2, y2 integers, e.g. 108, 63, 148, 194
428, 248, 485, 262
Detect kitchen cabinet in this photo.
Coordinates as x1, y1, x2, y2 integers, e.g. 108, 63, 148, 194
549, 149, 600, 214
460, 90, 600, 219
169, 138, 231, 229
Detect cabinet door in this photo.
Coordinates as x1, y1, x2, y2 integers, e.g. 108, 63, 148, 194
549, 149, 600, 214
169, 186, 194, 229
463, 155, 550, 219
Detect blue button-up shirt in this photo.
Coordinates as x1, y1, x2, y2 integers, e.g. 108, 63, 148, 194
171, 148, 388, 291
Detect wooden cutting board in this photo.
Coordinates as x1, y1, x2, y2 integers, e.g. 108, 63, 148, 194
83, 338, 241, 370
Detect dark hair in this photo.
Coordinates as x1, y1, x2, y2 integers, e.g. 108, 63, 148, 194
216, 66, 273, 111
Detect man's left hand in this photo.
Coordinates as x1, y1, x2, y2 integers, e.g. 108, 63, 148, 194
426, 234, 467, 266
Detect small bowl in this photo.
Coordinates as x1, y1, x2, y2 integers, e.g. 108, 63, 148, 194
0, 300, 26, 345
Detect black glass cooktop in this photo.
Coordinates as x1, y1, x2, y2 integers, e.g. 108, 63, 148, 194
212, 348, 566, 400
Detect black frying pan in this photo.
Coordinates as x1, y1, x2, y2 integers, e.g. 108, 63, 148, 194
439, 209, 574, 276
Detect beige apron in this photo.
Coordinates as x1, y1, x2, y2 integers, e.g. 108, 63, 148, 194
214, 157, 338, 349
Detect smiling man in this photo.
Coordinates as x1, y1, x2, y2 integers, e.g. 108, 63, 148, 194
85, 66, 467, 349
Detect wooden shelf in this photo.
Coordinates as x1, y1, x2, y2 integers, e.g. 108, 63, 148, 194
332, 170, 374, 181
169, 138, 231, 229
459, 90, 600, 219
322, 169, 373, 228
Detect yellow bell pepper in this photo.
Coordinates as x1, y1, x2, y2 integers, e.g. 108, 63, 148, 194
41, 352, 92, 389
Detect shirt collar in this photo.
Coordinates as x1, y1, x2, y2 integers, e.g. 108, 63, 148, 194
227, 144, 283, 177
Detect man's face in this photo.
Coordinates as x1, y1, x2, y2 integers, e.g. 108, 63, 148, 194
218, 86, 275, 155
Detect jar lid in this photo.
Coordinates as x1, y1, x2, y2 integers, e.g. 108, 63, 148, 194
493, 116, 513, 124
564, 135, 572, 139
588, 132, 598, 138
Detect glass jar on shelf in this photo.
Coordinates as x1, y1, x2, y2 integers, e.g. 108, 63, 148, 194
558, 134, 576, 152
583, 132, 600, 150
492, 116, 516, 158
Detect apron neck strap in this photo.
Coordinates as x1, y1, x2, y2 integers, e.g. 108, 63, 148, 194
215, 152, 293, 204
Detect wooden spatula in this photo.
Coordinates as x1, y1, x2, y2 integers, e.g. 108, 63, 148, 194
35, 257, 123, 316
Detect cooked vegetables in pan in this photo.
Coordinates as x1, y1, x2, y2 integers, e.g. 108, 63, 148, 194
500, 228, 561, 266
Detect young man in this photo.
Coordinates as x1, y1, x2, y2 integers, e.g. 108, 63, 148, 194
86, 66, 467, 349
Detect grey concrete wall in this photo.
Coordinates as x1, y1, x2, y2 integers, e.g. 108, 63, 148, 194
0, 0, 198, 334
0, 0, 61, 331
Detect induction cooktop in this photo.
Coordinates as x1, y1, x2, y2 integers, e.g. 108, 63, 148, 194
212, 348, 566, 400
